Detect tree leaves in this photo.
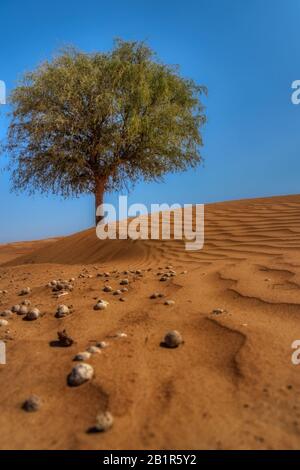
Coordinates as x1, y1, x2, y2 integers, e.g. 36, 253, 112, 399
2, 39, 207, 198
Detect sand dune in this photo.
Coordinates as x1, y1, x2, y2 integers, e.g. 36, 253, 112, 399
1, 195, 300, 449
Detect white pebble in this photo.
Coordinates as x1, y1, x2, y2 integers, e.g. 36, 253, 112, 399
74, 352, 91, 361
68, 363, 94, 386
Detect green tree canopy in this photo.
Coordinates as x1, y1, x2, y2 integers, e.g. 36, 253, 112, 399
3, 39, 207, 224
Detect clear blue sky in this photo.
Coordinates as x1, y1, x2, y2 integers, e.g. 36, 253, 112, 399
0, 0, 299, 243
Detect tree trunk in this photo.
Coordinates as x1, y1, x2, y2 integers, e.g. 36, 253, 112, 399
94, 177, 106, 226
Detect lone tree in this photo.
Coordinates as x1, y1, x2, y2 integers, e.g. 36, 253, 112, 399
3, 40, 207, 225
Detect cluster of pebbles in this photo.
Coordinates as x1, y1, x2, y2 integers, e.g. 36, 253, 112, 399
1, 299, 41, 322
2, 264, 185, 434
47, 279, 74, 297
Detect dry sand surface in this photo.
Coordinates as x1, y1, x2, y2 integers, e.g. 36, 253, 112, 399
1, 195, 300, 450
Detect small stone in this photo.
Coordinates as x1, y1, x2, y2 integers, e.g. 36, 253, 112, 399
25, 308, 40, 321
113, 289, 122, 295
115, 332, 127, 338
11, 305, 21, 313
163, 330, 183, 348
74, 351, 91, 361
119, 297, 126, 302
22, 395, 41, 412
120, 279, 129, 286
68, 363, 94, 386
96, 341, 109, 349
164, 300, 175, 306
20, 287, 31, 296
55, 304, 70, 318
21, 300, 31, 306
0, 310, 13, 318
86, 345, 101, 354
120, 287, 128, 293
150, 292, 160, 299
0, 319, 9, 327
18, 305, 28, 315
94, 300, 109, 310
212, 308, 226, 315
94, 411, 114, 432
103, 286, 113, 293
160, 276, 168, 282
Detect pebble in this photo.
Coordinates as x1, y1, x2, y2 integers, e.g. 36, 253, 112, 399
164, 300, 175, 306
0, 319, 8, 327
0, 310, 13, 318
86, 345, 101, 354
18, 305, 29, 315
212, 308, 227, 315
150, 292, 159, 299
25, 308, 40, 321
96, 341, 109, 349
94, 300, 109, 310
163, 330, 183, 348
94, 411, 114, 432
68, 363, 94, 386
22, 395, 41, 412
55, 304, 70, 318
113, 290, 122, 295
11, 305, 21, 313
115, 332, 127, 339
20, 287, 31, 296
120, 287, 128, 293
21, 300, 31, 306
103, 286, 113, 293
74, 351, 91, 361
120, 279, 129, 285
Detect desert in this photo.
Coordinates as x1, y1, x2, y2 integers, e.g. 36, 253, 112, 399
0, 195, 300, 450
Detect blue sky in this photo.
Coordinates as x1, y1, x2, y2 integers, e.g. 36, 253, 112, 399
0, 0, 300, 242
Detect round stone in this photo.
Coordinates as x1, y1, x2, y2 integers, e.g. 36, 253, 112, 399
94, 411, 114, 432
113, 290, 122, 295
0, 319, 9, 327
96, 341, 109, 349
20, 287, 31, 296
11, 305, 21, 313
25, 308, 40, 320
22, 395, 41, 412
74, 351, 91, 361
86, 345, 101, 354
0, 310, 13, 318
94, 300, 109, 310
103, 286, 113, 293
18, 305, 28, 315
164, 300, 175, 306
163, 330, 183, 348
120, 279, 129, 286
56, 304, 69, 318
150, 292, 160, 299
68, 363, 94, 386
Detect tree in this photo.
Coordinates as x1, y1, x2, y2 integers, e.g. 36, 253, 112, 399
3, 40, 207, 225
